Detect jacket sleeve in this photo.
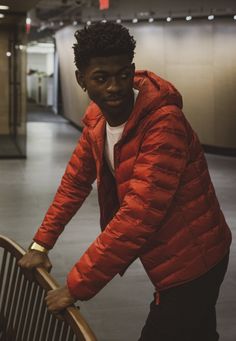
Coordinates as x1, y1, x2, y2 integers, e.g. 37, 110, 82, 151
67, 107, 189, 300
33, 127, 97, 249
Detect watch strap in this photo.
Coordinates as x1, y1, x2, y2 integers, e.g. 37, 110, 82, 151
29, 242, 49, 254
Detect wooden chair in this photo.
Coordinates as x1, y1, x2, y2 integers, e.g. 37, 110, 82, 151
0, 234, 97, 341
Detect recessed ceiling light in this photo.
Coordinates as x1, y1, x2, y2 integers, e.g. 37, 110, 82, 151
116, 18, 122, 24
234, 15, 236, 20
139, 12, 149, 17
132, 18, 138, 23
0, 5, 9, 10
186, 15, 192, 21
166, 16, 172, 22
0, 13, 5, 18
208, 14, 214, 21
149, 17, 154, 23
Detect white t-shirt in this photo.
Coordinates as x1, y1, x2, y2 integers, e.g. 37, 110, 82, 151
105, 89, 139, 174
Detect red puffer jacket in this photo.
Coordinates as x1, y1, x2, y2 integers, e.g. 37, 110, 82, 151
34, 70, 231, 300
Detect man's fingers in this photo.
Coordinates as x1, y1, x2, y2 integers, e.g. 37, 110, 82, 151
18, 258, 28, 268
45, 295, 62, 314
18, 252, 52, 272
18, 259, 33, 270
45, 261, 52, 272
38, 261, 52, 272
45, 290, 53, 302
45, 287, 76, 314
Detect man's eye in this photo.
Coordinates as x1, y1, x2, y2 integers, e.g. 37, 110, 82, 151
94, 76, 106, 83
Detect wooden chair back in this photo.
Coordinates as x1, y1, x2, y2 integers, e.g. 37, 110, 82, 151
0, 234, 97, 341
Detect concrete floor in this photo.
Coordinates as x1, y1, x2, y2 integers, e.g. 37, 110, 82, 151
0, 113, 235, 340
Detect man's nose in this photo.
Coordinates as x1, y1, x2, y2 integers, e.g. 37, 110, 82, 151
107, 77, 121, 93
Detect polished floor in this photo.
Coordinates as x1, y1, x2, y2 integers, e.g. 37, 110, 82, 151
0, 136, 21, 157
0, 108, 235, 341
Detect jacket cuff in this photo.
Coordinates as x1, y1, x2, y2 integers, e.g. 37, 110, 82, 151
33, 230, 56, 250
67, 266, 95, 301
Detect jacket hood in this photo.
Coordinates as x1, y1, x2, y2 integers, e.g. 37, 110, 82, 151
82, 70, 183, 128
134, 70, 183, 112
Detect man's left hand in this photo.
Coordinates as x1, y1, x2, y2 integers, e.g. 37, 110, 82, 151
45, 286, 76, 314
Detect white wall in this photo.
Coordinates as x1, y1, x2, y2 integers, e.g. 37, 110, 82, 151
27, 53, 47, 73
27, 52, 54, 75
55, 20, 236, 148
27, 42, 55, 75
27, 43, 55, 106
46, 53, 54, 75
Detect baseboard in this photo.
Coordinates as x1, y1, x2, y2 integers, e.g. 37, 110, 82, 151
203, 144, 236, 157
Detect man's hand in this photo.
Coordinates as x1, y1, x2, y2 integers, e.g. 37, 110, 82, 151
45, 286, 76, 314
18, 250, 52, 272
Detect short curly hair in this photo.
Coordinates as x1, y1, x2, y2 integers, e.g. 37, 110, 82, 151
73, 22, 136, 71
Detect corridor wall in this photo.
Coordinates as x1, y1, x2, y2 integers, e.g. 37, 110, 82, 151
0, 29, 10, 135
55, 26, 90, 127
0, 23, 27, 157
55, 19, 236, 149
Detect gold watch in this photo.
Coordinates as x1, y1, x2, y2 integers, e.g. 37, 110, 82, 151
29, 242, 49, 254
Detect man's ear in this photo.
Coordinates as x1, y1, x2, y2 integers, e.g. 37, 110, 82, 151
75, 70, 86, 91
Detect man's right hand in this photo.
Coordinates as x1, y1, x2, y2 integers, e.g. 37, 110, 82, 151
18, 250, 52, 272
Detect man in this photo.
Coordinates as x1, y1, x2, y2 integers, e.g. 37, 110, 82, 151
19, 22, 231, 340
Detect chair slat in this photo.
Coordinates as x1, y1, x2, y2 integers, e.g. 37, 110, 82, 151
61, 321, 70, 340
11, 272, 26, 338
5, 257, 18, 321
5, 261, 20, 340
40, 309, 52, 341
33, 291, 48, 341
0, 249, 8, 338
47, 313, 58, 340
68, 325, 76, 341
0, 249, 8, 303
16, 279, 32, 339
22, 282, 38, 341
28, 285, 44, 341
54, 319, 64, 341
1, 253, 14, 318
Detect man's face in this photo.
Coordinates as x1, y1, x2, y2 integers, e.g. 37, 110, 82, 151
76, 54, 135, 125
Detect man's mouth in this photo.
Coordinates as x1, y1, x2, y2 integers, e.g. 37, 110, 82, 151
105, 97, 124, 107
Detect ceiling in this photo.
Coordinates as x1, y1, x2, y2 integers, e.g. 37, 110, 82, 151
1, 0, 236, 39
0, 0, 40, 12
31, 0, 236, 23
0, 0, 40, 25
